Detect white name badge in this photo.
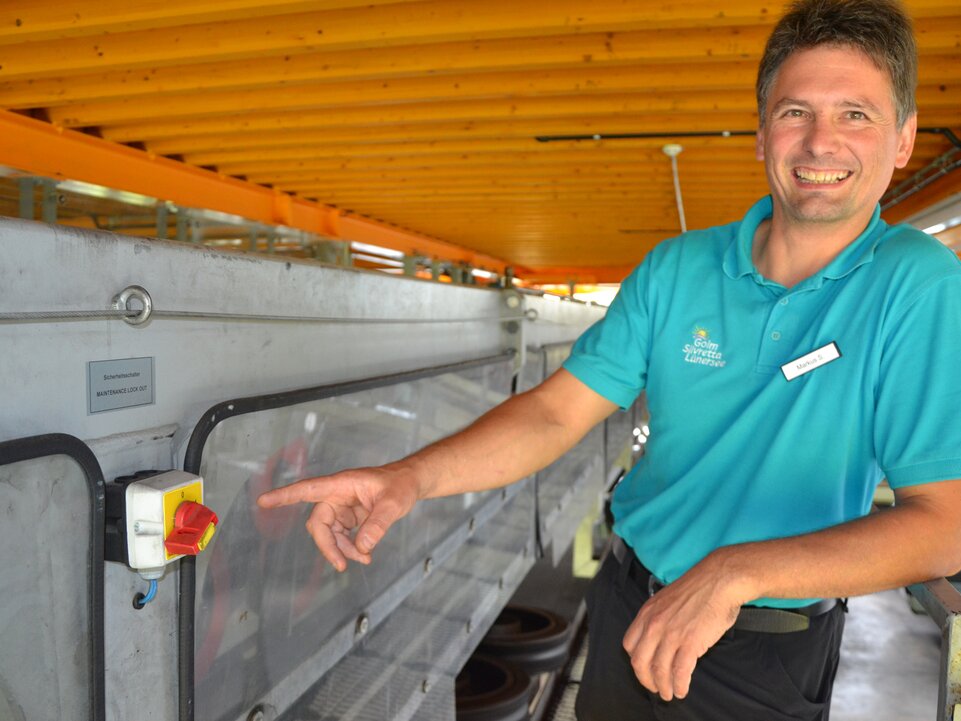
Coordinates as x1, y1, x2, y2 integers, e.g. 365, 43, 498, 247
780, 342, 841, 381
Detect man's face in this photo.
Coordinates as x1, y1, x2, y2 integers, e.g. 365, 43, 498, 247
756, 45, 916, 231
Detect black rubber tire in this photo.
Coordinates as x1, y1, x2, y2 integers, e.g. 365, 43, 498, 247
478, 605, 572, 674
455, 655, 533, 721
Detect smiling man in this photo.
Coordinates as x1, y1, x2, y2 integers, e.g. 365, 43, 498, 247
258, 1, 961, 719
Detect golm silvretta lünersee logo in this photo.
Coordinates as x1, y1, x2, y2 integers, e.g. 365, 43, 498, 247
682, 326, 727, 368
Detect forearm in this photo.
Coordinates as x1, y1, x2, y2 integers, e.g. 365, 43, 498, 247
386, 370, 618, 501
710, 485, 961, 604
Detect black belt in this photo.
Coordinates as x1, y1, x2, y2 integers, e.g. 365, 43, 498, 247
611, 536, 838, 634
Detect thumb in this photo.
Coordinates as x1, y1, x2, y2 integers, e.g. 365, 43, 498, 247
355, 493, 411, 554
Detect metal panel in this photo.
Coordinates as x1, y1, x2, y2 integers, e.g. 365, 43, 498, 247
186, 360, 514, 721
0, 435, 105, 721
539, 424, 606, 566
0, 218, 508, 445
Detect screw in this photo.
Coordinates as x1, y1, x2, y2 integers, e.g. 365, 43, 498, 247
468, 517, 476, 534
247, 707, 266, 721
423, 557, 433, 576
498, 577, 505, 590
355, 613, 369, 637
466, 620, 473, 635
422, 679, 431, 694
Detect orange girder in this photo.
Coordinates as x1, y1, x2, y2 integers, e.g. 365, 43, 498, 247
0, 109, 514, 274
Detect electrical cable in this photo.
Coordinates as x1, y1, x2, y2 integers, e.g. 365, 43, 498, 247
134, 579, 158, 609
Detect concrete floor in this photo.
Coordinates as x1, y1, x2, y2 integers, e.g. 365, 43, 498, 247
831, 589, 942, 721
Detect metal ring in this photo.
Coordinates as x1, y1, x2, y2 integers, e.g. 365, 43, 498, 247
524, 308, 539, 321
112, 285, 153, 326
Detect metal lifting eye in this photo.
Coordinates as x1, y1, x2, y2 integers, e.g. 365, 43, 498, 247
112, 285, 153, 326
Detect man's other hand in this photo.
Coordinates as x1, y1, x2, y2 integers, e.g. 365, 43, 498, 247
621, 556, 748, 702
256, 466, 419, 571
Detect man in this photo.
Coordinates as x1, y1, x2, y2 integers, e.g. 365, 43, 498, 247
259, 0, 961, 718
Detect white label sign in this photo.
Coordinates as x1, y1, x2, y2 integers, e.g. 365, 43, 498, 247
88, 357, 155, 413
780, 342, 841, 382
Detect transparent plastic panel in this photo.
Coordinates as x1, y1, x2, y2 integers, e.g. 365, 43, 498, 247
280, 480, 536, 721
0, 455, 94, 721
193, 361, 514, 721
517, 347, 545, 393
544, 343, 573, 376
538, 423, 605, 564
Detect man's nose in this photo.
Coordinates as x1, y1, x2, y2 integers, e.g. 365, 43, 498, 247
803, 115, 842, 156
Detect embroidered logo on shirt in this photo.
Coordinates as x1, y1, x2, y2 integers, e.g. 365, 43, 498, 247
682, 326, 727, 368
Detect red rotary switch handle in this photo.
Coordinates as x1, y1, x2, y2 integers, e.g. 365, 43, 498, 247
165, 501, 219, 556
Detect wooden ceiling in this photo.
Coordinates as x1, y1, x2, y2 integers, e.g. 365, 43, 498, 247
1, 0, 959, 282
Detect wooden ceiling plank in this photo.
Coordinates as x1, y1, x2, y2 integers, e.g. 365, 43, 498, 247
0, 0, 787, 81
140, 113, 762, 153
183, 134, 761, 166
217, 147, 759, 176
100, 91, 760, 140
46, 61, 764, 126
0, 26, 779, 108
0, 1, 410, 45
264, 168, 772, 186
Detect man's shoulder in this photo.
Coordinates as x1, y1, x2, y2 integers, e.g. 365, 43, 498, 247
875, 222, 961, 279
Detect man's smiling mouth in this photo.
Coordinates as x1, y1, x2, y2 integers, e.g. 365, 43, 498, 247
793, 168, 853, 184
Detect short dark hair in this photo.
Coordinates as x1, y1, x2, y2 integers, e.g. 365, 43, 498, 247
756, 0, 917, 128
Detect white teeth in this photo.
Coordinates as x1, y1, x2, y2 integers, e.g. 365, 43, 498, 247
795, 169, 851, 184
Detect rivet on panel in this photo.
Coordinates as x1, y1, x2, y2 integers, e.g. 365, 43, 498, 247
355, 613, 369, 637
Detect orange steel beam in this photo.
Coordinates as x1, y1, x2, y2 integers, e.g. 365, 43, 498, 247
520, 265, 636, 284
0, 109, 515, 273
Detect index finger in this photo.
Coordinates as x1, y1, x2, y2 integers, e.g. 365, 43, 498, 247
257, 475, 332, 508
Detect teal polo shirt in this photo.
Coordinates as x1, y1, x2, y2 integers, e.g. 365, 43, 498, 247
564, 196, 961, 608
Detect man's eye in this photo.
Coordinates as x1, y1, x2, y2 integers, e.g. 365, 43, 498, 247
784, 109, 805, 118
846, 111, 867, 120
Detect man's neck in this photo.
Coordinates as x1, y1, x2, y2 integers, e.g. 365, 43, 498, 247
752, 210, 872, 288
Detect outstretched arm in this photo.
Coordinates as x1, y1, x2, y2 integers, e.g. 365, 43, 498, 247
622, 477, 961, 702
257, 369, 619, 570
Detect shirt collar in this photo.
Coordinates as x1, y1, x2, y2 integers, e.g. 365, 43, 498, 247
722, 196, 886, 288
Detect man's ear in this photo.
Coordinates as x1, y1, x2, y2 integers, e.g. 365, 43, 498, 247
755, 126, 765, 162
895, 113, 917, 169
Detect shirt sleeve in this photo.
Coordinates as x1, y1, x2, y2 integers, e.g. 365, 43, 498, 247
562, 260, 652, 409
875, 272, 961, 487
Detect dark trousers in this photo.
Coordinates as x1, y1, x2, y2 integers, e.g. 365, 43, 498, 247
575, 551, 845, 721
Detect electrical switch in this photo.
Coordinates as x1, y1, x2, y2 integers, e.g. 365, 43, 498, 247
105, 470, 218, 580
164, 501, 218, 556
